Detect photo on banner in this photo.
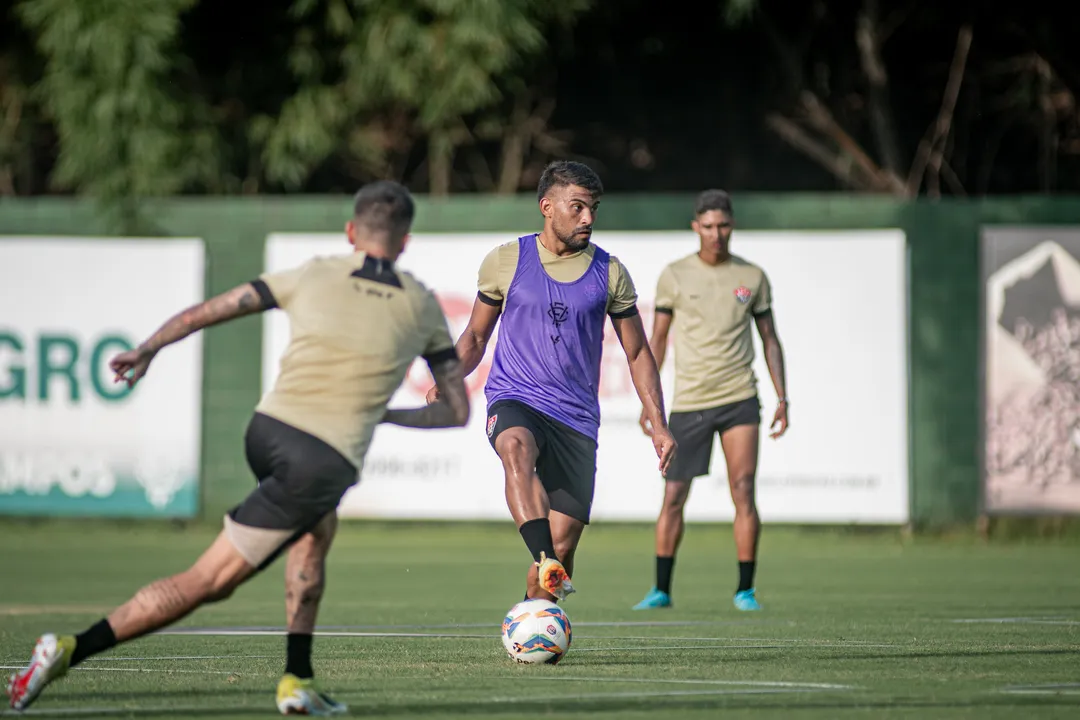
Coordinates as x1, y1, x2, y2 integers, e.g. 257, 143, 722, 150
981, 226, 1080, 515
0, 237, 205, 518
263, 230, 909, 524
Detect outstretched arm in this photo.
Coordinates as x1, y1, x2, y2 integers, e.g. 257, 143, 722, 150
612, 312, 677, 474
110, 283, 268, 388
384, 356, 471, 428
754, 310, 789, 438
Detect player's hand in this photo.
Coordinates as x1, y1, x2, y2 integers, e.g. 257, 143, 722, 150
425, 385, 440, 405
770, 400, 789, 439
651, 426, 677, 476
638, 407, 654, 437
109, 346, 156, 389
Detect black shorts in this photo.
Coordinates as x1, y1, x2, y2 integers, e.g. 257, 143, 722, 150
485, 399, 597, 524
665, 396, 761, 482
226, 412, 358, 570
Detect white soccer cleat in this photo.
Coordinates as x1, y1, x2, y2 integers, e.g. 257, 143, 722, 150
6, 633, 75, 711
276, 673, 348, 716
536, 552, 575, 600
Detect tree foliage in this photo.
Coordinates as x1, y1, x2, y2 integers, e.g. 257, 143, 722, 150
257, 0, 589, 195
0, 0, 1077, 208
17, 0, 219, 219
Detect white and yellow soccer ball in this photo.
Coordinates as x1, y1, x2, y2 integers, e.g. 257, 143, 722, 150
500, 598, 572, 665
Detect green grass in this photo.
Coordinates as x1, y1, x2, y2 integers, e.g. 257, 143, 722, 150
1, 521, 1078, 719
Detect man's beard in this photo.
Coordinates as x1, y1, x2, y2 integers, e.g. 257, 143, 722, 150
558, 226, 591, 251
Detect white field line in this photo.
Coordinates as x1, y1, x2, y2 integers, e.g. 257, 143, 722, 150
998, 682, 1080, 696
155, 628, 897, 646
0, 684, 852, 717
951, 617, 1079, 625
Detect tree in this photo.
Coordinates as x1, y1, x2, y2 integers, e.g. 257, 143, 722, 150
17, 0, 220, 226
258, 0, 589, 195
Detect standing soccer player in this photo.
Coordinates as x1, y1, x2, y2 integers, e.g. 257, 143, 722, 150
428, 160, 676, 602
7, 181, 472, 716
632, 189, 788, 612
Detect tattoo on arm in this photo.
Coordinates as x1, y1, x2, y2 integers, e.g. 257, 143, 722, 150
139, 283, 266, 355
384, 358, 471, 429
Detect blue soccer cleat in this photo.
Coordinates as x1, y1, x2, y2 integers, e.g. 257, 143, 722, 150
733, 588, 761, 611
632, 587, 672, 610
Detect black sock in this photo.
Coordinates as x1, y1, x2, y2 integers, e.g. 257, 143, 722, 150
656, 556, 675, 595
70, 619, 117, 667
285, 633, 314, 679
738, 561, 756, 592
518, 519, 557, 564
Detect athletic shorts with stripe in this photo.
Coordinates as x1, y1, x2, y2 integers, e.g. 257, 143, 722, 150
224, 412, 358, 570
664, 396, 761, 481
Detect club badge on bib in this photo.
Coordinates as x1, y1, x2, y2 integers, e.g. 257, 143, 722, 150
734, 286, 752, 304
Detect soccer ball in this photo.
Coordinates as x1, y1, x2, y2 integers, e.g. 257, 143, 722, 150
500, 598, 572, 665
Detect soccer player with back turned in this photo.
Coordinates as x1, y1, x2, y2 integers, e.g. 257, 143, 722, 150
427, 160, 677, 604
7, 181, 472, 716
633, 189, 789, 612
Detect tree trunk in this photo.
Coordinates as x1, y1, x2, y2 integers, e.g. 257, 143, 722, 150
428, 130, 454, 196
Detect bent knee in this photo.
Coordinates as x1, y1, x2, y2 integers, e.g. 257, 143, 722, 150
496, 430, 537, 463
200, 572, 243, 604
553, 540, 577, 565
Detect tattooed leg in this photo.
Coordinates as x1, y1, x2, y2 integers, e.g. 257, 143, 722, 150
285, 513, 338, 635
107, 532, 255, 643
281, 513, 337, 680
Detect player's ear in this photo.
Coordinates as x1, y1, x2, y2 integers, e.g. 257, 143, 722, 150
690, 218, 700, 234
345, 220, 358, 249
399, 233, 411, 254
539, 197, 554, 219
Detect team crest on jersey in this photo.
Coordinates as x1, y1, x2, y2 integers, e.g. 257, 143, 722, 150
487, 414, 498, 437
734, 286, 752, 304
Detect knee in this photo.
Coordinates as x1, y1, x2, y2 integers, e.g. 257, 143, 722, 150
662, 484, 690, 515
554, 539, 576, 565
731, 474, 756, 511
199, 570, 242, 604
497, 432, 536, 470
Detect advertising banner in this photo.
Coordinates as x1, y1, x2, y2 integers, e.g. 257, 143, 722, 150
982, 226, 1080, 515
0, 237, 205, 518
264, 230, 909, 523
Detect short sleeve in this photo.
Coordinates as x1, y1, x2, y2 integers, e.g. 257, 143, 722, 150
654, 265, 678, 315
476, 246, 503, 307
606, 256, 639, 318
753, 270, 772, 315
420, 291, 457, 365
252, 260, 312, 310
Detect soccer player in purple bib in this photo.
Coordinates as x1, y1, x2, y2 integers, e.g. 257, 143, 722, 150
427, 161, 676, 602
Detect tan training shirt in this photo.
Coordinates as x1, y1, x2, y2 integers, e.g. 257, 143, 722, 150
655, 252, 772, 412
255, 252, 455, 470
477, 234, 639, 315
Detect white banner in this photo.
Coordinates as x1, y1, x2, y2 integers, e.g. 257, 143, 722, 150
0, 237, 205, 517
264, 230, 909, 524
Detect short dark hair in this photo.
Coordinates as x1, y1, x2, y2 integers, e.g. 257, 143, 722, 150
352, 180, 415, 244
537, 160, 604, 202
694, 189, 734, 217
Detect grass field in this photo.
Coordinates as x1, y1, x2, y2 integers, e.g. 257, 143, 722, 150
1, 520, 1078, 719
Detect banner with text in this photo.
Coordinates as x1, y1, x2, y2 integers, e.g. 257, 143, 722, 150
264, 230, 909, 523
0, 237, 205, 518
982, 226, 1080, 515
